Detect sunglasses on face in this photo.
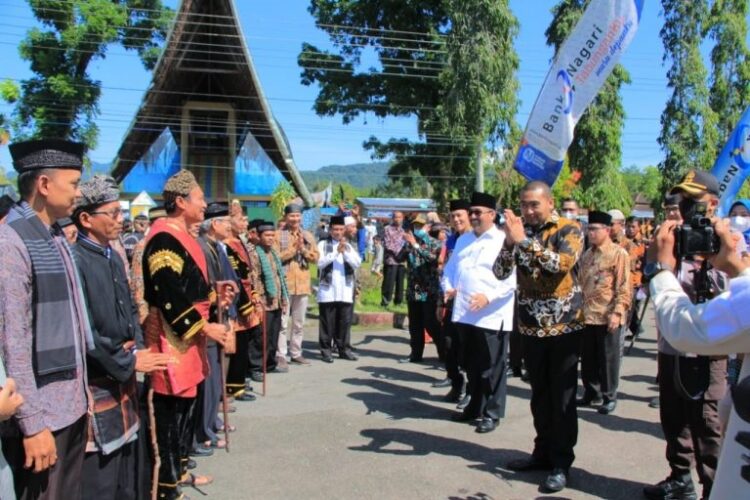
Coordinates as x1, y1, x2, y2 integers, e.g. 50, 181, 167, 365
468, 209, 492, 217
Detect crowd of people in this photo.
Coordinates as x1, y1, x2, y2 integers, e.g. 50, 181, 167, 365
0, 138, 747, 499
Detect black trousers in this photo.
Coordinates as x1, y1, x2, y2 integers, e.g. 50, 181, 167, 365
658, 352, 725, 495
3, 415, 87, 500
319, 301, 354, 356
580, 324, 622, 402
523, 332, 581, 470
508, 302, 523, 369
407, 300, 443, 361
82, 441, 138, 500
381, 264, 406, 305
196, 343, 222, 444
442, 308, 464, 391
152, 394, 197, 500
227, 327, 254, 396
458, 324, 509, 420
248, 309, 282, 373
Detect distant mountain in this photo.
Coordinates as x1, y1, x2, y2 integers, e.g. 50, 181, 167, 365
301, 162, 390, 190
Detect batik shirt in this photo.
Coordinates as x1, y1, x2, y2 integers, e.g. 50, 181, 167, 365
579, 239, 631, 326
493, 214, 584, 337
406, 232, 442, 303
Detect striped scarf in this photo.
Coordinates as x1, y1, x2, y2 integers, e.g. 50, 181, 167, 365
256, 245, 288, 302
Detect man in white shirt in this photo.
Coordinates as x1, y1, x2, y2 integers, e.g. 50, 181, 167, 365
317, 216, 362, 363
442, 191, 516, 434
648, 214, 750, 500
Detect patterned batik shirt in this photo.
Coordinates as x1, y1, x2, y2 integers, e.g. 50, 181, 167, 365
383, 224, 406, 266
493, 215, 585, 337
579, 239, 631, 326
624, 235, 647, 289
406, 232, 442, 303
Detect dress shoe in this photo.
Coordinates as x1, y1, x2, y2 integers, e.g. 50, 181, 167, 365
397, 357, 421, 364
339, 351, 359, 361
456, 394, 471, 410
520, 370, 530, 383
648, 397, 660, 409
187, 458, 197, 470
542, 468, 568, 493
450, 412, 477, 422
274, 357, 289, 373
475, 417, 498, 434
643, 474, 697, 500
443, 387, 464, 403
235, 392, 256, 402
506, 366, 523, 378
321, 354, 334, 363
190, 444, 214, 457
598, 400, 617, 414
290, 356, 311, 365
432, 378, 453, 388
576, 395, 603, 407
249, 372, 264, 383
506, 456, 553, 472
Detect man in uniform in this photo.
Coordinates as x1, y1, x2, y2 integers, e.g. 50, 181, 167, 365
276, 204, 319, 367
72, 175, 172, 497
494, 181, 585, 493
142, 170, 231, 499
317, 216, 361, 362
442, 192, 516, 434
0, 139, 91, 499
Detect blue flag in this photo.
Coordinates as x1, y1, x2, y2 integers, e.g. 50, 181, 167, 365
711, 106, 750, 217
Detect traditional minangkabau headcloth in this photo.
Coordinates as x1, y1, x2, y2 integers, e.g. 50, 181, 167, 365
284, 203, 303, 215
149, 206, 167, 222
163, 169, 199, 197
75, 175, 120, 211
9, 139, 85, 173
257, 221, 276, 234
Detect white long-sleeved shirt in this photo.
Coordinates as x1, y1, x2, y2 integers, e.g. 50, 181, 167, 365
316, 238, 362, 303
650, 268, 750, 500
441, 225, 516, 330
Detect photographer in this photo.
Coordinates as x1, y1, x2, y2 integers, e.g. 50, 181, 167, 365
642, 171, 728, 500
649, 201, 750, 500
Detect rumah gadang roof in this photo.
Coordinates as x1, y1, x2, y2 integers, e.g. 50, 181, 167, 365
110, 0, 312, 205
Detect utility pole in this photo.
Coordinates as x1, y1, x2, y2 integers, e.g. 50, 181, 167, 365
475, 142, 484, 192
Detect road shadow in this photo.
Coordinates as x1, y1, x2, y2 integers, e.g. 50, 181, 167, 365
350, 428, 649, 499
356, 364, 440, 384
577, 408, 663, 439
342, 376, 451, 420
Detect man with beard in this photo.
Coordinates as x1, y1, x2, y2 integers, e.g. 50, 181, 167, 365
142, 170, 231, 499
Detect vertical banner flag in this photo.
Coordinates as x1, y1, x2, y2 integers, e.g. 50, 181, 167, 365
711, 105, 750, 217
514, 0, 644, 185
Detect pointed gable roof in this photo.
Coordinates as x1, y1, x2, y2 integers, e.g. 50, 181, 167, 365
110, 0, 312, 205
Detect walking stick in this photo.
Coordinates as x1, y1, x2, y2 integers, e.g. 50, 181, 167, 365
215, 281, 236, 453
262, 311, 267, 397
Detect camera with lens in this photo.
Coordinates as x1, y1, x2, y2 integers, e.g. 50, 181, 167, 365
674, 200, 720, 259
495, 211, 506, 228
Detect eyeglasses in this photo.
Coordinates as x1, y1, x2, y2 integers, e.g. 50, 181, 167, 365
89, 208, 123, 219
468, 209, 493, 217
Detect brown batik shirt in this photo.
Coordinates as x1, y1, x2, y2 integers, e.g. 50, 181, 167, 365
579, 239, 631, 326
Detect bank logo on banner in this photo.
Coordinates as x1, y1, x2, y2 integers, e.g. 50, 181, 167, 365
711, 105, 750, 217
514, 0, 644, 185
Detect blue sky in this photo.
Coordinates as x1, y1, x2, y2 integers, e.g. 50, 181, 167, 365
0, 0, 670, 175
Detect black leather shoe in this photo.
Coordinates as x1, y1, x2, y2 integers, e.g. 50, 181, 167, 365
235, 392, 256, 402
451, 412, 477, 422
443, 387, 464, 403
190, 444, 214, 457
398, 357, 421, 364
456, 394, 471, 410
576, 395, 603, 407
643, 474, 697, 500
475, 417, 498, 434
187, 458, 197, 470
321, 355, 334, 364
249, 372, 264, 383
542, 468, 568, 493
598, 400, 617, 414
506, 456, 553, 472
507, 366, 523, 378
432, 378, 452, 388
339, 351, 359, 361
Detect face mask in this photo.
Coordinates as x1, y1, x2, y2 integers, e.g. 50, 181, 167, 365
414, 229, 427, 238
729, 216, 750, 234
561, 210, 576, 219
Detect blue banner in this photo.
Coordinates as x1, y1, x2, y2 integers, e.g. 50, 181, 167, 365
514, 0, 644, 185
711, 105, 750, 217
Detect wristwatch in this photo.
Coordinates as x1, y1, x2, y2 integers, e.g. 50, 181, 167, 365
643, 261, 674, 279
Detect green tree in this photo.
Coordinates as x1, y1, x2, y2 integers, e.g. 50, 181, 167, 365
13, 0, 172, 149
299, 0, 520, 208
545, 0, 632, 212
621, 164, 662, 208
658, 0, 718, 192
705, 0, 750, 148
270, 180, 297, 220
0, 79, 20, 146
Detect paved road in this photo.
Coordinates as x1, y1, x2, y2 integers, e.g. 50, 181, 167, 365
192, 312, 672, 500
